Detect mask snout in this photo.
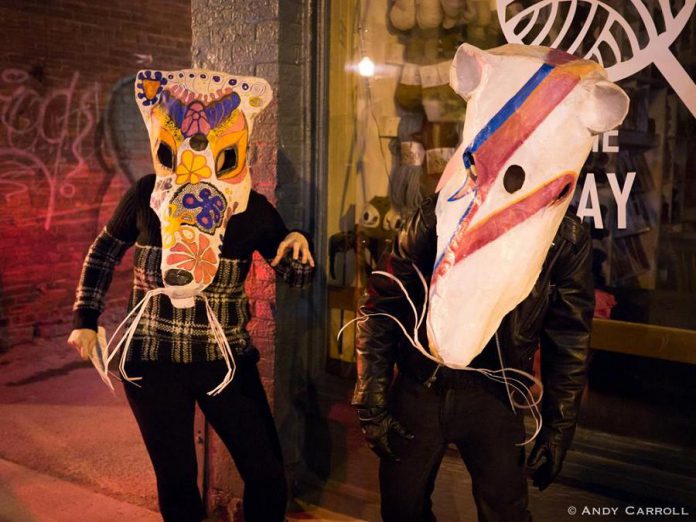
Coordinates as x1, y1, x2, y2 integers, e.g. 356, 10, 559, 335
163, 268, 194, 286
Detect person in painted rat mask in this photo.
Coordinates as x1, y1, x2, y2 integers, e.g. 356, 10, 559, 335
353, 44, 629, 522
68, 68, 314, 522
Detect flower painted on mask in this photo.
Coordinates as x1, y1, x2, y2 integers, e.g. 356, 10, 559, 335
170, 183, 227, 234
166, 235, 218, 285
175, 150, 212, 185
182, 101, 211, 137
182, 188, 225, 232
161, 204, 196, 248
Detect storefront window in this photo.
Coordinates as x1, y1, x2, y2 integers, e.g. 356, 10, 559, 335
320, 2, 696, 472
324, 1, 696, 374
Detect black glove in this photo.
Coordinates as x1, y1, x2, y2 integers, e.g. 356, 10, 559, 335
357, 407, 414, 461
526, 432, 569, 491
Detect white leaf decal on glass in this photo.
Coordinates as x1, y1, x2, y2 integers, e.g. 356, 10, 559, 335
497, 0, 696, 117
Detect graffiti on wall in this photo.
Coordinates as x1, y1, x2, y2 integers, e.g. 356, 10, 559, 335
0, 67, 152, 231
0, 69, 104, 230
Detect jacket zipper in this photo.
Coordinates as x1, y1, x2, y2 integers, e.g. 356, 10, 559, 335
522, 241, 565, 330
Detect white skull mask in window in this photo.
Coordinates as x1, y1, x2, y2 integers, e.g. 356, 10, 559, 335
134, 69, 272, 308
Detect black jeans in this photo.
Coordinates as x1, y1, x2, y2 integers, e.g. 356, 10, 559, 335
123, 358, 287, 522
380, 371, 532, 522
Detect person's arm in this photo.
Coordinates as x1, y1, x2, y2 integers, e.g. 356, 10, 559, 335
254, 194, 315, 288
352, 195, 437, 459
68, 180, 140, 357
527, 217, 594, 490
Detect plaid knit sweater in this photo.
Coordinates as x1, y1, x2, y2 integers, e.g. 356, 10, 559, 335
73, 174, 313, 363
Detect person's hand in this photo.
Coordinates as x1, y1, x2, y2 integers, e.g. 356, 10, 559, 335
526, 434, 567, 491
358, 408, 414, 461
67, 328, 98, 360
271, 231, 315, 267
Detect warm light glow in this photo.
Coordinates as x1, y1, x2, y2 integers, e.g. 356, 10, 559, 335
358, 57, 375, 77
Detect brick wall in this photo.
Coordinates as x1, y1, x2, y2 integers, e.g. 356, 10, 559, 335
0, 0, 192, 347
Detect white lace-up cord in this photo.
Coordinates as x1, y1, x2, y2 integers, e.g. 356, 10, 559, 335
105, 288, 166, 386
337, 263, 544, 446
99, 288, 237, 395
201, 294, 236, 396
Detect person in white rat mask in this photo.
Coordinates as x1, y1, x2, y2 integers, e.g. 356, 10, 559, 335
68, 68, 314, 522
352, 44, 629, 522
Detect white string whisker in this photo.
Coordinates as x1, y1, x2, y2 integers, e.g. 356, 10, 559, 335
471, 368, 542, 445
476, 366, 544, 409
104, 290, 156, 366
339, 269, 545, 446
412, 263, 429, 331
337, 312, 421, 351
91, 288, 238, 395
202, 295, 236, 396
371, 270, 422, 341
118, 289, 161, 384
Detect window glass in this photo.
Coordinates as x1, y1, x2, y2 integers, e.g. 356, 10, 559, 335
324, 1, 696, 375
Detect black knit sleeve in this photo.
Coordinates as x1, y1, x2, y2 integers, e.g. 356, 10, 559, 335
255, 194, 291, 260
105, 179, 141, 243
72, 181, 140, 330
253, 193, 314, 288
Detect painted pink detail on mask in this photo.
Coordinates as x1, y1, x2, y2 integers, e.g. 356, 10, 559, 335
182, 101, 211, 137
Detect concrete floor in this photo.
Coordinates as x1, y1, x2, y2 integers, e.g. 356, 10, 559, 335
0, 336, 160, 518
0, 336, 683, 522
298, 392, 641, 522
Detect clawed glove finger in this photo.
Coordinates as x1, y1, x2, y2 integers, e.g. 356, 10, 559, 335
390, 418, 415, 440
526, 443, 549, 472
532, 462, 554, 491
527, 441, 562, 491
358, 409, 413, 462
367, 437, 400, 462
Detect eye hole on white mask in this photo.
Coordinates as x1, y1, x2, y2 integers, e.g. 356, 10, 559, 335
216, 146, 238, 176
360, 204, 380, 228
503, 164, 525, 193
157, 142, 175, 170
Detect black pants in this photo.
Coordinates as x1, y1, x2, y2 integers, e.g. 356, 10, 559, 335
123, 359, 287, 522
380, 372, 532, 522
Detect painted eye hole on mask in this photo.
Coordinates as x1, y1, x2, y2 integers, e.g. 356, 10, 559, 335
216, 146, 238, 176
157, 142, 175, 170
503, 164, 525, 193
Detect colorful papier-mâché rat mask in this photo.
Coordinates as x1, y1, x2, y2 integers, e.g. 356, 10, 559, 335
135, 69, 272, 308
424, 44, 629, 368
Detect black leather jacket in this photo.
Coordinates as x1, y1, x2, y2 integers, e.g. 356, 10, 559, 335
352, 193, 594, 448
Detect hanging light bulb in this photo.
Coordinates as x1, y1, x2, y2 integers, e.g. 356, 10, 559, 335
358, 56, 375, 77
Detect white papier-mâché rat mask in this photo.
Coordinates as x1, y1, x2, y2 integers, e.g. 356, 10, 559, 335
135, 69, 272, 308
424, 44, 629, 368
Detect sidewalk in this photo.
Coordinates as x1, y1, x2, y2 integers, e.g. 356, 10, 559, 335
0, 458, 160, 522
0, 336, 366, 522
0, 336, 660, 522
0, 337, 158, 513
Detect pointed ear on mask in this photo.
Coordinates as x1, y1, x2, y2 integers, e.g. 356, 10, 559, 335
580, 80, 630, 135
134, 69, 167, 115
238, 77, 273, 131
449, 43, 486, 100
